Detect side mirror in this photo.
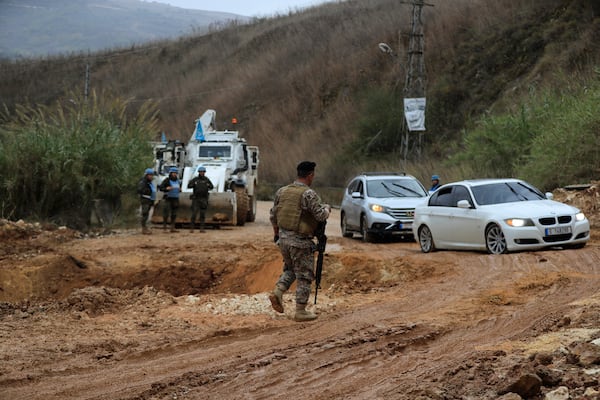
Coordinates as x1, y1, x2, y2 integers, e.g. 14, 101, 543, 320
457, 199, 472, 209
545, 192, 554, 200
351, 191, 363, 199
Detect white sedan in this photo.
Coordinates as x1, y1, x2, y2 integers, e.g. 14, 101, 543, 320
412, 179, 590, 254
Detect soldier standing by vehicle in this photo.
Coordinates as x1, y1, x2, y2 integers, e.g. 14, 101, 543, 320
269, 161, 331, 322
187, 166, 214, 232
137, 168, 156, 235
159, 167, 181, 232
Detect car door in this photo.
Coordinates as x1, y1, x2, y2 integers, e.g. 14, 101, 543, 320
448, 185, 483, 248
424, 186, 456, 246
346, 178, 364, 229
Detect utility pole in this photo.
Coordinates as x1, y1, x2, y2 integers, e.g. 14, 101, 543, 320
403, 0, 433, 163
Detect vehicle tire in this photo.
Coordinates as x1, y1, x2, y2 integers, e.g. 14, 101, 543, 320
418, 225, 436, 253
341, 212, 353, 238
234, 187, 249, 226
246, 193, 257, 222
361, 214, 373, 243
485, 223, 507, 254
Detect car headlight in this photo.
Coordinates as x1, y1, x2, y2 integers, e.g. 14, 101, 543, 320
505, 218, 534, 227
370, 204, 386, 213
576, 212, 586, 221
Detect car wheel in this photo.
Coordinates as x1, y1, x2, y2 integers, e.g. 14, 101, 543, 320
361, 214, 373, 243
340, 212, 353, 238
418, 225, 436, 253
485, 223, 507, 254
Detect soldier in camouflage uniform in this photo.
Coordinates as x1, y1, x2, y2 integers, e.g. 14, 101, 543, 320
269, 161, 331, 322
187, 166, 214, 232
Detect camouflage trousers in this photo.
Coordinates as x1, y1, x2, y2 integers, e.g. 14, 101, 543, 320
190, 197, 208, 226
276, 240, 315, 305
140, 198, 154, 228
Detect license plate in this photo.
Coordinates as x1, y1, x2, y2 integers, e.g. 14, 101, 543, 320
545, 226, 572, 235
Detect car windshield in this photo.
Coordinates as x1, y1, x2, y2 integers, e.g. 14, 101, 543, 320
198, 145, 231, 159
471, 182, 546, 205
366, 179, 427, 198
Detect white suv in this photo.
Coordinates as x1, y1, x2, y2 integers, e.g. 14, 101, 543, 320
340, 173, 429, 242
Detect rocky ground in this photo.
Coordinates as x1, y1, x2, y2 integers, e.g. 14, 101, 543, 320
0, 182, 599, 400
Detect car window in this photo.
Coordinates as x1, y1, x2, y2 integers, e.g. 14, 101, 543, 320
471, 182, 545, 205
357, 180, 364, 195
347, 179, 358, 194
452, 185, 473, 207
429, 186, 454, 206
366, 178, 427, 198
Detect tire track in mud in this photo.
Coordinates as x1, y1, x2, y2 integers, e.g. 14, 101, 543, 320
2, 201, 598, 400
55, 245, 600, 399
123, 321, 441, 400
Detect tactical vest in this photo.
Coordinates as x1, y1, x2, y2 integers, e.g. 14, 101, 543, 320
192, 177, 210, 197
276, 184, 319, 236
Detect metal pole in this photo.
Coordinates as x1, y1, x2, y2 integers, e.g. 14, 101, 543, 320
403, 0, 431, 163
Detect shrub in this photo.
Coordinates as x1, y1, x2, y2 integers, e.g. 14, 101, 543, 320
450, 76, 600, 190
0, 92, 158, 228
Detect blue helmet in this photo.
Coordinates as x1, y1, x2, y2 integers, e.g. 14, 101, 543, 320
144, 168, 155, 175
168, 167, 178, 174
431, 174, 440, 181
197, 166, 206, 172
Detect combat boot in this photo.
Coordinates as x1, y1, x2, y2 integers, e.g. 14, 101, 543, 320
294, 303, 317, 322
142, 227, 152, 235
170, 222, 177, 233
269, 286, 285, 313
190, 223, 195, 233
163, 222, 167, 231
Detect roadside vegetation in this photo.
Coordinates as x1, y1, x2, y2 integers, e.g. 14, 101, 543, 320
451, 75, 600, 191
0, 0, 598, 226
0, 93, 157, 228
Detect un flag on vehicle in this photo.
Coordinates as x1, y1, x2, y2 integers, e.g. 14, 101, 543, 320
194, 120, 205, 142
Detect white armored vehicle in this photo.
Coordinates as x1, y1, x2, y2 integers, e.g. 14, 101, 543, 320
151, 110, 259, 226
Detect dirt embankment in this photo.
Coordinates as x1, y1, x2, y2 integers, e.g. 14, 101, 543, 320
1, 183, 599, 400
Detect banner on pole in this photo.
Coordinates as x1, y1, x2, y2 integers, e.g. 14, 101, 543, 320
403, 97, 426, 131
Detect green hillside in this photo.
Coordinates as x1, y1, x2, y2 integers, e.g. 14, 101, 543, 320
1, 0, 599, 194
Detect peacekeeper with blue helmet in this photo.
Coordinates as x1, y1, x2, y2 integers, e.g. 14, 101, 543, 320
137, 168, 157, 234
158, 166, 181, 232
268, 161, 331, 322
430, 174, 441, 193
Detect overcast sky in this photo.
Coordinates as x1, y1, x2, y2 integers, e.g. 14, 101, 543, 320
144, 1, 333, 17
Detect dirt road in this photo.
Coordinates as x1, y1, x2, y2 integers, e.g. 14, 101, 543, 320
1, 191, 600, 399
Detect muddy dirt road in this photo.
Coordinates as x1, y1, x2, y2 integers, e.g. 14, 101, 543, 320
1, 186, 600, 399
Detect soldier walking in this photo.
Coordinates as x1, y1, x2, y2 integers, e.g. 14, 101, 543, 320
269, 161, 331, 322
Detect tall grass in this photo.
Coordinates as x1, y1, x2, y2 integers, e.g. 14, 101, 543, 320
448, 75, 600, 190
0, 92, 158, 228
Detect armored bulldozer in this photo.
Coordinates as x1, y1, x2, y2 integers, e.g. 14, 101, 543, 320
150, 110, 259, 227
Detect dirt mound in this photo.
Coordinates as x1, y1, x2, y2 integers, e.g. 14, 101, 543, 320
553, 181, 600, 228
62, 286, 176, 316
1, 199, 600, 400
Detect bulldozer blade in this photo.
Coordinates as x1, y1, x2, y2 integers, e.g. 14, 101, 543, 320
151, 192, 237, 227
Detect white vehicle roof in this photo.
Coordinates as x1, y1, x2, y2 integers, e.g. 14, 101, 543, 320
443, 178, 525, 187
